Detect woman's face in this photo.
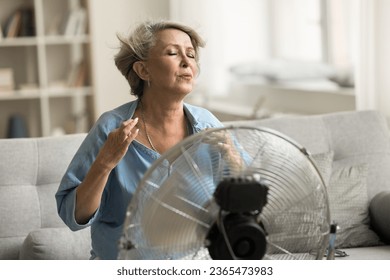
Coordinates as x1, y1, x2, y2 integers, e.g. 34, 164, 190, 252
145, 28, 198, 96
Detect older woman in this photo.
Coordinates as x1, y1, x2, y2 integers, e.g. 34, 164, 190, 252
55, 20, 223, 260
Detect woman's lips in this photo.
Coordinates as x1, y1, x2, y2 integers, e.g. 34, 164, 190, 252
178, 74, 193, 80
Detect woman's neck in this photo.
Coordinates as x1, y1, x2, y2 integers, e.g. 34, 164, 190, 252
135, 96, 188, 154
139, 96, 185, 126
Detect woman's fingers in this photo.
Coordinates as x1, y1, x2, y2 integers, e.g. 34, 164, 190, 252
97, 118, 140, 170
106, 118, 139, 151
203, 131, 231, 146
120, 117, 139, 141
125, 127, 139, 143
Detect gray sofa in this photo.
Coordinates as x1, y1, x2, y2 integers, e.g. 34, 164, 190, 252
0, 133, 91, 260
1, 110, 389, 260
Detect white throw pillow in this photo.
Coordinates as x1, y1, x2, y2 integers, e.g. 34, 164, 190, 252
327, 163, 382, 248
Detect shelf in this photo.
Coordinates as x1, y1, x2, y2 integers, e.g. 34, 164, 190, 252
43, 35, 90, 44
0, 35, 90, 46
0, 86, 91, 100
0, 89, 41, 100
47, 86, 92, 97
0, 0, 94, 138
0, 37, 38, 47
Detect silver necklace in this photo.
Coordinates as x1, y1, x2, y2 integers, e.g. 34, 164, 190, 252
140, 102, 158, 153
140, 102, 190, 153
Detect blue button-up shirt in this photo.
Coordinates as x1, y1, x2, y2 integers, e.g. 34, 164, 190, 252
55, 99, 223, 259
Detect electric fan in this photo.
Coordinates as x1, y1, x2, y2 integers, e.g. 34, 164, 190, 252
118, 126, 331, 260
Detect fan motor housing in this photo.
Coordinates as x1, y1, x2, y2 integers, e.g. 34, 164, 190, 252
207, 213, 267, 260
206, 176, 269, 260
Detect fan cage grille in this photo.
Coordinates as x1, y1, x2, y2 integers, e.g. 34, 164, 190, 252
118, 126, 330, 260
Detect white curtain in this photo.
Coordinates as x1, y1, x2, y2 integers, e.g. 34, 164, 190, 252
355, 0, 390, 119
170, 0, 390, 119
169, 0, 269, 96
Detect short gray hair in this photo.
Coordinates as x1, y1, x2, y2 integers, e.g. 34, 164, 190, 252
114, 20, 206, 98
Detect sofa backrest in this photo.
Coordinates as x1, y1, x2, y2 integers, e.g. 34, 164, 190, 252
225, 110, 390, 200
0, 133, 87, 259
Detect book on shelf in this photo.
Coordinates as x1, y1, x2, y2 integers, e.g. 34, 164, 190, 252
73, 62, 87, 87
19, 7, 35, 37
3, 7, 35, 38
5, 10, 22, 38
19, 83, 39, 91
62, 8, 87, 36
0, 68, 15, 93
67, 61, 87, 88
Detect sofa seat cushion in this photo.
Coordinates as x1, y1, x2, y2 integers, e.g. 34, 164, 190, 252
370, 191, 390, 243
19, 227, 91, 260
338, 245, 390, 260
0, 237, 25, 259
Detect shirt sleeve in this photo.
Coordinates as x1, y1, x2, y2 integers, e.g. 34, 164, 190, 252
55, 113, 113, 231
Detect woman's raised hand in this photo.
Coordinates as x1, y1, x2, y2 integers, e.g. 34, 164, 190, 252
202, 129, 244, 173
95, 118, 139, 171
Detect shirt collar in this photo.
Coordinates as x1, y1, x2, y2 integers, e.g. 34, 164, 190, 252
127, 99, 203, 133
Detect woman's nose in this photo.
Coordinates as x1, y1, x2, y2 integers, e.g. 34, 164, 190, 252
180, 54, 190, 68
181, 61, 188, 68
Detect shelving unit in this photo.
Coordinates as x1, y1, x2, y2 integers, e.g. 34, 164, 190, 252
0, 0, 94, 138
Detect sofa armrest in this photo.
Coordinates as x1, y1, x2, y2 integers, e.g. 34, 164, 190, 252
19, 227, 91, 260
369, 191, 390, 244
